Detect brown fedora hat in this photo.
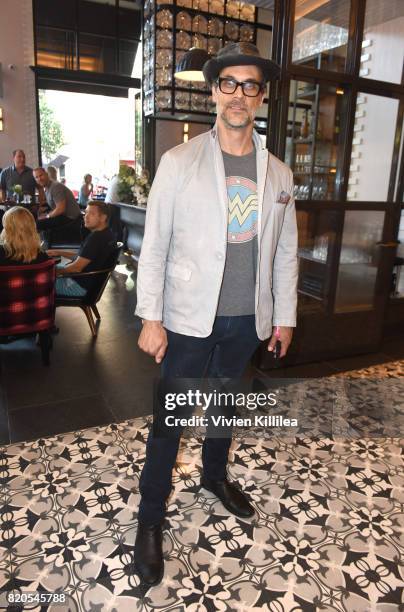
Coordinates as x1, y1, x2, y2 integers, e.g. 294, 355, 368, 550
203, 42, 280, 85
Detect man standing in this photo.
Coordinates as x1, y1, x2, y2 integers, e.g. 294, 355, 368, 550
134, 42, 298, 586
0, 149, 40, 202
33, 167, 81, 232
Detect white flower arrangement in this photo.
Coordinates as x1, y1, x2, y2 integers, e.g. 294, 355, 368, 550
117, 165, 151, 206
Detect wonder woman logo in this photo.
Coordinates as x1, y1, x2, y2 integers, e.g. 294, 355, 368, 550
226, 175, 258, 243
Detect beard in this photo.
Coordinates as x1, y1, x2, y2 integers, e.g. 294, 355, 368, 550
220, 103, 253, 129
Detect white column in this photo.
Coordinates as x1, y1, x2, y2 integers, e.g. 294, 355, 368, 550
0, 0, 38, 169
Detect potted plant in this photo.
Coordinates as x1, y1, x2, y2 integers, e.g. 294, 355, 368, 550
113, 165, 151, 261
117, 165, 150, 206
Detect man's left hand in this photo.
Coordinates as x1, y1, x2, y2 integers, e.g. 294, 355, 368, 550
267, 326, 293, 358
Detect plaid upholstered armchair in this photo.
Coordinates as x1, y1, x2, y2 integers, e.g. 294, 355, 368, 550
0, 259, 56, 365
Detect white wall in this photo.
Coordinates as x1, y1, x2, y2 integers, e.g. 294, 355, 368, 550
0, 0, 38, 169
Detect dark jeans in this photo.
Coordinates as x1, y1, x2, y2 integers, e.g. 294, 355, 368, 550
138, 314, 261, 526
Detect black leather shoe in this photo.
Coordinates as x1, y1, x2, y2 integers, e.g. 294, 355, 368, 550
201, 477, 255, 518
133, 522, 164, 586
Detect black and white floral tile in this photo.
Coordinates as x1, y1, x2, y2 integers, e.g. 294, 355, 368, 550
1, 362, 403, 612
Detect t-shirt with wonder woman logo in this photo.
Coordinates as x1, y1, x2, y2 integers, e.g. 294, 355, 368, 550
216, 148, 258, 316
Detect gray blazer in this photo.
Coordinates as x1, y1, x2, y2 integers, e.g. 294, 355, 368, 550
135, 125, 298, 340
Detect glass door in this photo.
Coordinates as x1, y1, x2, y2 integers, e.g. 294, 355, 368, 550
258, 0, 404, 367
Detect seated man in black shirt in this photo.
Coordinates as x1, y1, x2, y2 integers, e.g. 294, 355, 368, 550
47, 200, 116, 297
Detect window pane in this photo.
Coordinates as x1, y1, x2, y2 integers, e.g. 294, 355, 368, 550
79, 34, 117, 73
292, 0, 350, 72
335, 211, 385, 312
347, 94, 399, 201
286, 80, 344, 201
119, 40, 139, 76
36, 26, 77, 70
362, 0, 404, 84
297, 209, 338, 314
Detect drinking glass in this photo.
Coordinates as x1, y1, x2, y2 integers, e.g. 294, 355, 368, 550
208, 37, 221, 54
175, 91, 189, 110
240, 3, 255, 21
225, 21, 238, 40
191, 93, 206, 111
156, 90, 172, 109
192, 33, 207, 49
156, 48, 172, 68
156, 67, 172, 86
177, 30, 191, 49
192, 15, 207, 34
240, 24, 254, 41
156, 9, 173, 28
156, 29, 173, 48
208, 17, 223, 36
226, 0, 239, 18
176, 11, 191, 30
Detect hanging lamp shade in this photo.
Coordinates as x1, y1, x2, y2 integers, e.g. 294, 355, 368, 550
175, 47, 211, 82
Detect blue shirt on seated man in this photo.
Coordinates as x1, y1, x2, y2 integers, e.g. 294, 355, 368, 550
47, 200, 117, 297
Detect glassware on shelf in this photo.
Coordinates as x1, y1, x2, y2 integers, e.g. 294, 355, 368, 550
240, 24, 254, 41
176, 11, 191, 30
156, 67, 172, 86
192, 0, 200, 8
156, 48, 172, 68
198, 0, 209, 11
240, 3, 255, 21
177, 30, 191, 49
156, 9, 173, 28
210, 0, 224, 15
208, 17, 223, 36
192, 15, 207, 34
156, 29, 173, 48
226, 0, 239, 18
225, 21, 239, 40
191, 33, 207, 49
177, 0, 192, 6
156, 90, 172, 110
175, 91, 189, 110
208, 37, 221, 54
191, 93, 206, 111
157, 0, 173, 3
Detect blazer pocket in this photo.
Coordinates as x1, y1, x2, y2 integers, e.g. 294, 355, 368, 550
166, 261, 192, 281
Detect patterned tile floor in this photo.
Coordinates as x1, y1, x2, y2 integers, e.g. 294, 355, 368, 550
0, 361, 403, 611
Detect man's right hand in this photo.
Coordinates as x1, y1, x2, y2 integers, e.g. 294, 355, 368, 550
138, 320, 168, 364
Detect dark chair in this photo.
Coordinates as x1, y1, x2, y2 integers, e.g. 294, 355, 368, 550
55, 242, 123, 337
0, 259, 56, 365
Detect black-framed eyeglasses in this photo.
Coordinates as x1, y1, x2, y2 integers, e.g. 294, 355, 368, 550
215, 77, 264, 97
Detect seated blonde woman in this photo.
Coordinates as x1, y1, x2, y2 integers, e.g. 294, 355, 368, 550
0, 206, 49, 266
